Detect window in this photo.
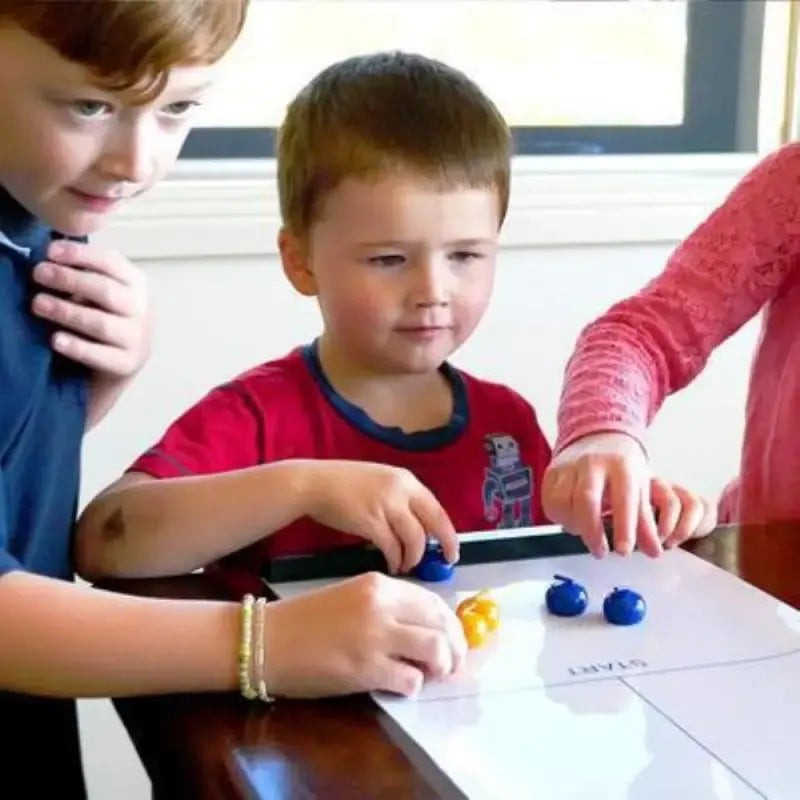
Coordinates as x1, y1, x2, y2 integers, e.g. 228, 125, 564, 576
182, 0, 763, 159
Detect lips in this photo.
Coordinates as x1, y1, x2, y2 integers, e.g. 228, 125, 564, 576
66, 188, 125, 212
395, 325, 452, 332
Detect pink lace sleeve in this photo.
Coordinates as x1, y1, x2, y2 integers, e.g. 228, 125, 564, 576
555, 143, 800, 453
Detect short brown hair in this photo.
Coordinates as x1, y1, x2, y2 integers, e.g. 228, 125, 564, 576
277, 51, 512, 237
0, 0, 249, 100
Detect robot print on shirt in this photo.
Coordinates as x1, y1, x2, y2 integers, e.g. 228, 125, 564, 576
482, 433, 533, 528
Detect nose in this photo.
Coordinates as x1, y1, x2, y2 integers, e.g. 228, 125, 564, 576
412, 256, 450, 307
95, 118, 156, 185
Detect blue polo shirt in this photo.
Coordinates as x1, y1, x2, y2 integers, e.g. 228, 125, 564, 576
0, 189, 87, 578
0, 188, 89, 797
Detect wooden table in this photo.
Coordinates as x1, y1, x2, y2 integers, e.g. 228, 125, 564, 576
110, 524, 800, 800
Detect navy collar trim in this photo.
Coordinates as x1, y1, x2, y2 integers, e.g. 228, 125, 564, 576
301, 340, 469, 452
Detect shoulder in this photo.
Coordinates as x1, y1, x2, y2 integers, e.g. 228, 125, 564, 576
457, 367, 539, 421
219, 347, 312, 408
735, 143, 800, 198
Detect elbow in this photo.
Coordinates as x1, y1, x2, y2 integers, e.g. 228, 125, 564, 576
74, 473, 156, 581
74, 500, 114, 582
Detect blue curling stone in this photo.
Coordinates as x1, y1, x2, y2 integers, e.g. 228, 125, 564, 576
545, 574, 588, 617
412, 541, 454, 582
603, 587, 646, 626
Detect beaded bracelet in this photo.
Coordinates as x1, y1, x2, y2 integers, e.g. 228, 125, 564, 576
254, 597, 274, 703
238, 594, 257, 700
238, 594, 275, 703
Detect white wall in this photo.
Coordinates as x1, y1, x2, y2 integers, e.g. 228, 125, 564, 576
77, 154, 762, 799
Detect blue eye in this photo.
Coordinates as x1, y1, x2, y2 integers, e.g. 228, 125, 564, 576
70, 99, 112, 119
162, 100, 201, 117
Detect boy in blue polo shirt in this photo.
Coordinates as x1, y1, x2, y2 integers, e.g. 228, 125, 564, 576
0, 7, 473, 796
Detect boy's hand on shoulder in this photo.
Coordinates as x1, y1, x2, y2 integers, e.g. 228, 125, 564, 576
304, 461, 459, 574
31, 240, 151, 379
261, 572, 467, 697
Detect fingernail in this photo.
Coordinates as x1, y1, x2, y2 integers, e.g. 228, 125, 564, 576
34, 263, 54, 281
33, 294, 54, 314
49, 242, 65, 258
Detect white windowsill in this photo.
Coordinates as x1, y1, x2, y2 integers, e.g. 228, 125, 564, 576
94, 152, 762, 261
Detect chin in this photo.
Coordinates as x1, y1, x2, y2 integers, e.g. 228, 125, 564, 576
45, 208, 109, 238
395, 353, 450, 375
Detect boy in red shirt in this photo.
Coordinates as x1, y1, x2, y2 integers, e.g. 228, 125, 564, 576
78, 52, 710, 595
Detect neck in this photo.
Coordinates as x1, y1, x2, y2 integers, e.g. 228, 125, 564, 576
0, 187, 48, 248
315, 336, 453, 433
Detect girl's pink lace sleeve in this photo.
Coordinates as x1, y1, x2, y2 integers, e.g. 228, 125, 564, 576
555, 144, 800, 453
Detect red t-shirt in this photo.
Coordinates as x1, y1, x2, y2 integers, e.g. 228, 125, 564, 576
130, 343, 552, 573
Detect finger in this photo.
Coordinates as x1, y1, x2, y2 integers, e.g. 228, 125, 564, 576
542, 467, 577, 528
410, 490, 459, 564
662, 485, 704, 549
570, 467, 607, 558
372, 655, 425, 697
388, 624, 455, 679
542, 467, 579, 536
48, 332, 137, 376
696, 497, 718, 538
649, 478, 680, 541
362, 516, 403, 575
386, 506, 427, 574
606, 464, 640, 556
394, 582, 453, 629
32, 293, 132, 347
392, 594, 466, 675
396, 588, 467, 668
32, 262, 140, 316
635, 488, 662, 558
46, 240, 138, 285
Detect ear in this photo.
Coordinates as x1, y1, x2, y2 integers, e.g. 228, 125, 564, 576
278, 227, 318, 296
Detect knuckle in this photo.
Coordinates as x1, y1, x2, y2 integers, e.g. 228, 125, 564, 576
574, 486, 599, 506
396, 467, 417, 488
394, 668, 421, 697
358, 571, 388, 606
62, 301, 82, 327
57, 241, 78, 261
53, 266, 76, 293
95, 316, 112, 342
100, 281, 116, 309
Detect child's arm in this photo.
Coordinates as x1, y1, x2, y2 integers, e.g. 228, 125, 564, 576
0, 569, 464, 698
75, 459, 459, 580
544, 144, 800, 551
30, 240, 150, 430
0, 570, 238, 697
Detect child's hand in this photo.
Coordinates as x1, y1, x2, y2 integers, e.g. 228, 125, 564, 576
650, 477, 717, 549
543, 432, 715, 557
305, 461, 459, 573
261, 572, 467, 697
31, 240, 151, 378
543, 431, 658, 557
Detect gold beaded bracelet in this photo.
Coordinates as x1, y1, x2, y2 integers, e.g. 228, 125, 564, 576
238, 594, 275, 703
254, 596, 274, 703
238, 594, 257, 700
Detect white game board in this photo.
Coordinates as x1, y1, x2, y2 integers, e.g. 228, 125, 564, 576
269, 544, 800, 799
